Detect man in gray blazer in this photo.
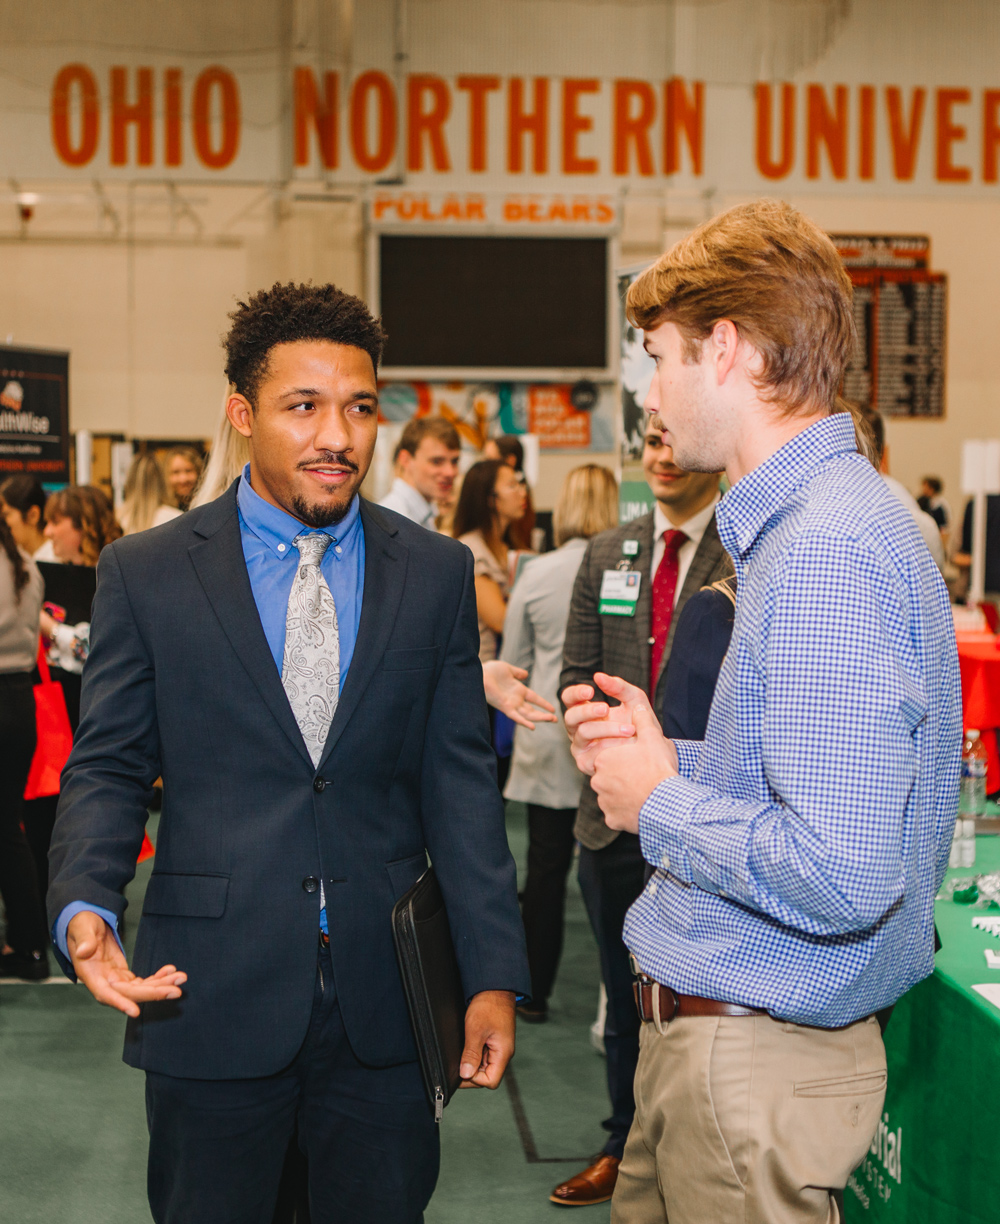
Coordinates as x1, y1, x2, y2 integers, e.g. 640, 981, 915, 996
552, 419, 728, 1207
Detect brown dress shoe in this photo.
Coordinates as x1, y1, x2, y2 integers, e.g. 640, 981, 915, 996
549, 1154, 621, 1206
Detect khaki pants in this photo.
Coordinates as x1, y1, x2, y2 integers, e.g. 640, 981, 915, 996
611, 1011, 886, 1224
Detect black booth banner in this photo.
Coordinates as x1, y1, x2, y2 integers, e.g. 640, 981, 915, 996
0, 347, 70, 483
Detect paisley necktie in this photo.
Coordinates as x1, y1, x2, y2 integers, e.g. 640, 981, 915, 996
281, 532, 340, 766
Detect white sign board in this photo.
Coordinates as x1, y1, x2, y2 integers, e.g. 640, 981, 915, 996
960, 439, 1000, 495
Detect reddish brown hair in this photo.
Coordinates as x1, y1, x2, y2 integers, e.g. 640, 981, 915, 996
626, 199, 855, 417
45, 485, 122, 566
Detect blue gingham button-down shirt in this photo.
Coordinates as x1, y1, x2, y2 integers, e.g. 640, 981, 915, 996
625, 413, 962, 1027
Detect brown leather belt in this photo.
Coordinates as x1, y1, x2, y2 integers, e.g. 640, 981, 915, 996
633, 978, 765, 1024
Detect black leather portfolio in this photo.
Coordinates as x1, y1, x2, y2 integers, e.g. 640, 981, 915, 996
391, 866, 467, 1122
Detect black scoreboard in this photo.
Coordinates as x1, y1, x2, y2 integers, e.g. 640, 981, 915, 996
378, 234, 608, 371
833, 235, 946, 419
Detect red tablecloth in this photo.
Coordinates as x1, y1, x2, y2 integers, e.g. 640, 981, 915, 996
956, 633, 1000, 793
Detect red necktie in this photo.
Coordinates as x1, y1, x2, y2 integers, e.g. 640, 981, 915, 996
649, 529, 687, 695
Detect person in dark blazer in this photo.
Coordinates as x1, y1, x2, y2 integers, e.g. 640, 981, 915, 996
46, 282, 530, 1224
552, 419, 728, 1208
659, 575, 736, 743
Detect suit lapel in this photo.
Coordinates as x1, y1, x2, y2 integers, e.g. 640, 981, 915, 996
188, 486, 313, 768
631, 512, 656, 683
316, 500, 408, 770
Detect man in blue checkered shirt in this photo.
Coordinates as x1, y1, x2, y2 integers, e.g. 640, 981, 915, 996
563, 200, 962, 1224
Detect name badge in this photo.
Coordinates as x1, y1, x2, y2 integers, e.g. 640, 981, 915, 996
599, 569, 641, 616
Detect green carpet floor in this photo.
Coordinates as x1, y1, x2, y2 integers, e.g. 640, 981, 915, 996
0, 804, 613, 1222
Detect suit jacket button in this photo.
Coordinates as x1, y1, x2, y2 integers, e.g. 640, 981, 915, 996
302, 876, 319, 893
313, 778, 326, 793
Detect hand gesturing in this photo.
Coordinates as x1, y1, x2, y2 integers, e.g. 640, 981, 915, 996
562, 672, 679, 833
67, 910, 187, 1019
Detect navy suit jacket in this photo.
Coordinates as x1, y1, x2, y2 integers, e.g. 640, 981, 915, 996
659, 585, 735, 742
47, 484, 529, 1080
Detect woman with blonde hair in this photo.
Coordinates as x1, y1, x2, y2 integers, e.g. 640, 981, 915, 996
118, 454, 182, 535
166, 446, 203, 511
189, 397, 250, 509
499, 463, 619, 1022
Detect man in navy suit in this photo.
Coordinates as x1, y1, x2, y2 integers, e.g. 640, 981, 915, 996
47, 283, 530, 1223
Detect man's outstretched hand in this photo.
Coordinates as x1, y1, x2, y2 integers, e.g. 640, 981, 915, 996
459, 989, 516, 1089
67, 910, 186, 1019
482, 660, 558, 730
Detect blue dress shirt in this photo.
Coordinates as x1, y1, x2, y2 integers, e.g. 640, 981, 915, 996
625, 414, 962, 1027
54, 467, 365, 959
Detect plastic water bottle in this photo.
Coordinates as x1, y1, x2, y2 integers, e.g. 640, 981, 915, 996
959, 730, 989, 817
949, 816, 976, 869
949, 731, 987, 869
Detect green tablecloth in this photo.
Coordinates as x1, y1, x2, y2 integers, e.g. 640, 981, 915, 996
844, 832, 1000, 1222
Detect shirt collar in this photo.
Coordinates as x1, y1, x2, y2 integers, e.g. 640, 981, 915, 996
389, 477, 435, 526
237, 463, 361, 559
653, 491, 719, 546
715, 413, 858, 560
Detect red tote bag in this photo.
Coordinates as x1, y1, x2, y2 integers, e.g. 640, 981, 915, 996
23, 640, 74, 801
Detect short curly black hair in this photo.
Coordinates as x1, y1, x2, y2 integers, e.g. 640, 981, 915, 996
223, 282, 386, 405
